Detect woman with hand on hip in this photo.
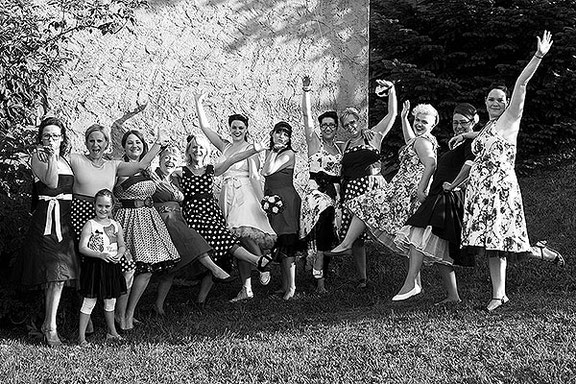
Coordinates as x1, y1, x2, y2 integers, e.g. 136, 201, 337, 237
393, 103, 479, 303
329, 101, 438, 292
194, 94, 277, 302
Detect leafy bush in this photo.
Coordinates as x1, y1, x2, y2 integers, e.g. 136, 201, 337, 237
0, 0, 145, 320
370, 0, 576, 166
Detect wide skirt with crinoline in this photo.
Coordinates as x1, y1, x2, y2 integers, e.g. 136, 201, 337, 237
220, 176, 277, 250
79, 258, 127, 299
394, 189, 475, 267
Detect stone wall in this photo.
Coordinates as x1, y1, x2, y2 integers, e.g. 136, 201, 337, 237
49, 0, 369, 188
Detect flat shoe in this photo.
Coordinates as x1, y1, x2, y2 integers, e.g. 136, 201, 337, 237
312, 268, 324, 279
534, 241, 565, 267
229, 289, 254, 303
392, 286, 422, 302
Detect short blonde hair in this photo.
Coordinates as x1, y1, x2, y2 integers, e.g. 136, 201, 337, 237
185, 135, 211, 164
339, 107, 360, 125
412, 104, 439, 126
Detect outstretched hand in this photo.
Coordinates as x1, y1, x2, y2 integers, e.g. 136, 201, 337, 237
194, 92, 207, 103
536, 30, 553, 57
253, 139, 269, 152
302, 75, 311, 91
401, 100, 410, 120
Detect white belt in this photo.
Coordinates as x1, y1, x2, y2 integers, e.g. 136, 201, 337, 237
38, 194, 73, 242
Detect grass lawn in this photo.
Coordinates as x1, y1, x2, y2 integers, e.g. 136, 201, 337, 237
1, 161, 575, 384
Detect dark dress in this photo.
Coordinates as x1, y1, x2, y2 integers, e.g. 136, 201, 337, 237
13, 161, 79, 288
179, 165, 238, 271
152, 169, 212, 279
396, 139, 475, 266
264, 166, 303, 258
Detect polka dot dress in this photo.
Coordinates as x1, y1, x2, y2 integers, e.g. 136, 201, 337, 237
114, 175, 180, 274
180, 165, 238, 268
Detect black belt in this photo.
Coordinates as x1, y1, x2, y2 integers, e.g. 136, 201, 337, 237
120, 198, 153, 208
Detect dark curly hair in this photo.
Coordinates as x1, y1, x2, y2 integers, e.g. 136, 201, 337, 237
38, 117, 70, 157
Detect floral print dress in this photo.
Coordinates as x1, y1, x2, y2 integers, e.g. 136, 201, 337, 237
346, 134, 438, 252
461, 121, 530, 257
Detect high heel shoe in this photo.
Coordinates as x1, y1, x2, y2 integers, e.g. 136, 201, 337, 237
486, 296, 509, 312
41, 326, 63, 347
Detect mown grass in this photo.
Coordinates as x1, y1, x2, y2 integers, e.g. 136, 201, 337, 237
1, 161, 576, 384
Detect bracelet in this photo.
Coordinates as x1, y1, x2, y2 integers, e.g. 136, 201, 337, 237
534, 54, 544, 59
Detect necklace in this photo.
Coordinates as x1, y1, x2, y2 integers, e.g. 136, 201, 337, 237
85, 154, 105, 168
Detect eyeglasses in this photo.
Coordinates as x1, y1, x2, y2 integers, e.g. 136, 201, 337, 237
320, 123, 337, 129
452, 120, 472, 127
343, 120, 358, 129
42, 134, 62, 141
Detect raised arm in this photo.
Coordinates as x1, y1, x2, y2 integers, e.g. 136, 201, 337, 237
194, 93, 227, 152
414, 137, 437, 203
371, 80, 398, 140
117, 126, 164, 177
400, 100, 416, 143
261, 149, 295, 177
301, 76, 320, 155
214, 140, 267, 176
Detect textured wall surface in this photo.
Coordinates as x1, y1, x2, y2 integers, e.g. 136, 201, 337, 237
50, 0, 369, 187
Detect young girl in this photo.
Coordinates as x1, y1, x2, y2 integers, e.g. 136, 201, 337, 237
78, 189, 127, 345
262, 122, 303, 300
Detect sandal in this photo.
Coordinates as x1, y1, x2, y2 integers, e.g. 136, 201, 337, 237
486, 296, 509, 312
356, 278, 368, 289
257, 255, 273, 273
534, 241, 565, 267
312, 268, 324, 279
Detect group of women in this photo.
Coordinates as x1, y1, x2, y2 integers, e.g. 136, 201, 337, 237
11, 30, 564, 346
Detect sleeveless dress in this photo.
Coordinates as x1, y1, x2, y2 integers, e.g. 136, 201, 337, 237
219, 143, 276, 250
347, 134, 438, 252
340, 141, 383, 242
152, 168, 212, 279
180, 165, 238, 271
461, 121, 530, 258
264, 165, 303, 258
395, 139, 475, 266
79, 219, 127, 299
114, 174, 180, 274
13, 160, 79, 288
300, 142, 342, 252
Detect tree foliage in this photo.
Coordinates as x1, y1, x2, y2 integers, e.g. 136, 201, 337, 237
0, 0, 144, 261
370, 0, 576, 169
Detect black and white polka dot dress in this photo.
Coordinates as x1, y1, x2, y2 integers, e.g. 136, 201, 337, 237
180, 165, 238, 268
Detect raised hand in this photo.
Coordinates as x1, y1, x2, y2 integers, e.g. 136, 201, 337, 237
375, 79, 393, 97
302, 75, 311, 91
536, 30, 553, 57
253, 139, 269, 152
401, 100, 411, 120
194, 92, 207, 104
